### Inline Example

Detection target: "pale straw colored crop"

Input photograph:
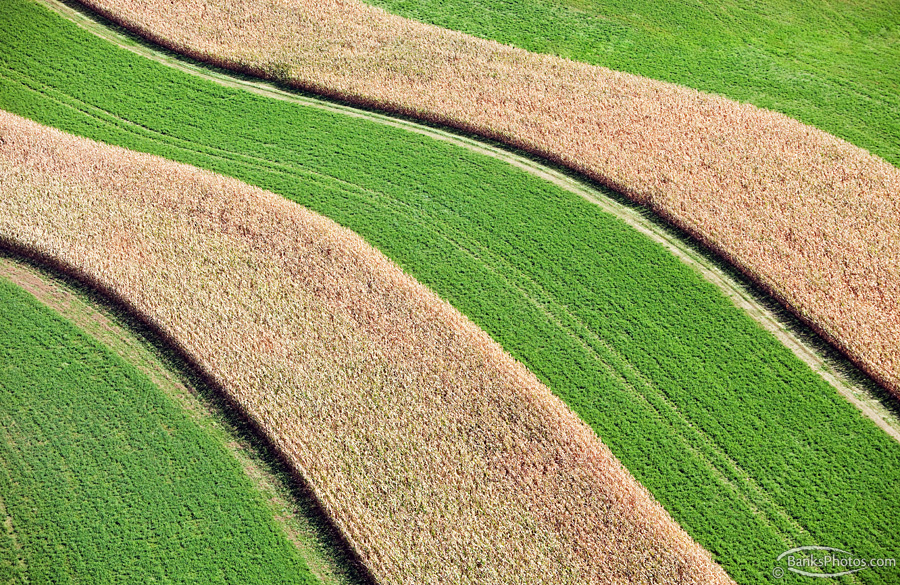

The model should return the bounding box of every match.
[73,0,900,396]
[0,111,735,584]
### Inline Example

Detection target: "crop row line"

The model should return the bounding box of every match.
[28,0,899,452]
[0,63,377,204]
[0,458,30,584]
[371,187,813,552]
[1,57,822,556]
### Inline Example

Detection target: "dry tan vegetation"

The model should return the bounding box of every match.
[0,111,735,584]
[72,0,900,396]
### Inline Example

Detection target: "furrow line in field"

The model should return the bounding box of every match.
[0,65,372,199]
[0,488,29,584]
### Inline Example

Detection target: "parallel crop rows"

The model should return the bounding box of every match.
[2,2,899,583]
[365,0,900,168]
[0,111,734,584]
[72,0,900,396]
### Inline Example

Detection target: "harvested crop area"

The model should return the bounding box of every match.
[0,110,735,584]
[72,0,900,396]
[0,275,319,584]
[3,4,900,582]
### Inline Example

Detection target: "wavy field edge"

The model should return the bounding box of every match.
[6,3,900,582]
[69,0,900,396]
[0,255,374,585]
[0,265,322,584]
[0,110,735,584]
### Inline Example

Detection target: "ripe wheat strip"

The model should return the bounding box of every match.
[0,111,735,584]
[71,0,900,396]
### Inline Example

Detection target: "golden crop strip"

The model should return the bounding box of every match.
[0,111,735,584]
[72,0,900,397]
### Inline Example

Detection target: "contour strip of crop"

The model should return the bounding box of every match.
[70,0,900,396]
[0,255,372,585]
[5,5,900,582]
[27,0,900,444]
[0,268,326,584]
[0,61,829,556]
[360,0,900,169]
[382,198,812,546]
[0,110,736,584]
[0,68,886,583]
[0,58,866,548]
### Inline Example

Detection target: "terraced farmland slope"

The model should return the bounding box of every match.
[365,0,900,168]
[69,0,900,395]
[0,111,736,584]
[2,3,900,582]
[0,274,321,584]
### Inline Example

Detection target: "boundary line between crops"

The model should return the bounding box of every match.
[370,191,811,545]
[31,0,900,444]
[0,254,374,585]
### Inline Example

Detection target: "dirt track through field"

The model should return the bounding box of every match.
[67,0,900,398]
[31,0,900,444]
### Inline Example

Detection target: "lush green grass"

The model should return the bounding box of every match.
[2,1,900,582]
[365,0,900,168]
[0,275,319,584]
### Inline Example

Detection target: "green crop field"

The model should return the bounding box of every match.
[0,275,320,584]
[1,1,899,582]
[365,0,900,168]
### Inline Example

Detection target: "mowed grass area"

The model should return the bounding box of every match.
[0,276,319,584]
[365,0,900,168]
[2,1,899,582]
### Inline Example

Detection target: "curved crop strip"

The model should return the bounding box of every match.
[0,272,319,584]
[363,0,900,169]
[0,111,735,584]
[4,4,900,582]
[71,0,900,396]
[28,0,900,443]
[0,255,374,585]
